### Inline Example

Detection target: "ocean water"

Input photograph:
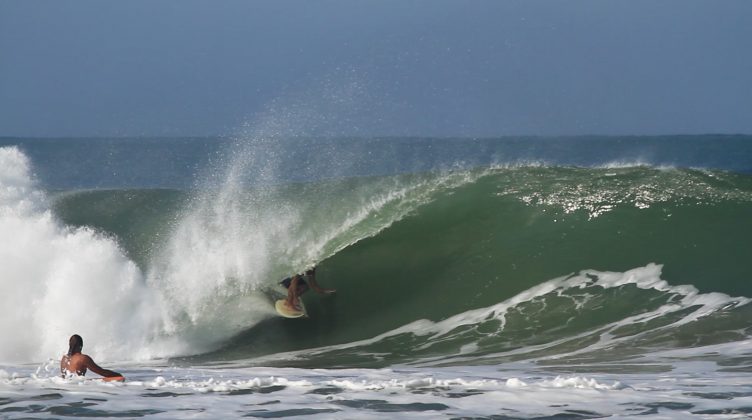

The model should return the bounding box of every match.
[1,135,752,418]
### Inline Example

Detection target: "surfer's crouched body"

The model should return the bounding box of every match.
[60,334,123,379]
[281,267,335,310]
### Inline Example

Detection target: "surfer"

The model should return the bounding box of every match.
[281,267,335,310]
[60,334,123,380]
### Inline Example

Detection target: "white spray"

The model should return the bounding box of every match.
[0,147,165,363]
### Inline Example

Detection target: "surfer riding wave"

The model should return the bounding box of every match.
[280,267,336,311]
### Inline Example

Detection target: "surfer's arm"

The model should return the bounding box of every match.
[308,276,336,294]
[83,355,122,378]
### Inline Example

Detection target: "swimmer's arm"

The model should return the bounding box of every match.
[83,355,122,378]
[59,356,67,377]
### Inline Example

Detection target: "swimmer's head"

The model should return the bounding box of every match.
[68,334,83,356]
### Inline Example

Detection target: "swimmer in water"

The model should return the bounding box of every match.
[60,334,123,380]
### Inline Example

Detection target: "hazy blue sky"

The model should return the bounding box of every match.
[1,1,751,137]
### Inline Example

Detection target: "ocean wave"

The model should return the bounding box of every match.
[242,264,750,368]
[3,145,752,367]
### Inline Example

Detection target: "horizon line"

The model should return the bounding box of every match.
[1,133,751,141]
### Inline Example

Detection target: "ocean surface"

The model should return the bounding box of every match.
[1,135,752,418]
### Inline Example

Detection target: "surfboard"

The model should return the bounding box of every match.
[275,299,307,318]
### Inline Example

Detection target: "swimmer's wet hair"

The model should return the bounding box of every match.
[68,334,83,356]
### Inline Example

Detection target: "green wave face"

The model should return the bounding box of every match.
[52,189,188,268]
[52,166,752,367]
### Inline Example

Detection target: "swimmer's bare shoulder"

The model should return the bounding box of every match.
[60,335,123,379]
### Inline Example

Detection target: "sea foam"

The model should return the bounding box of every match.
[0,147,170,362]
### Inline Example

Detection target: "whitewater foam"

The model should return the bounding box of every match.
[5,361,752,419]
[0,147,166,363]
